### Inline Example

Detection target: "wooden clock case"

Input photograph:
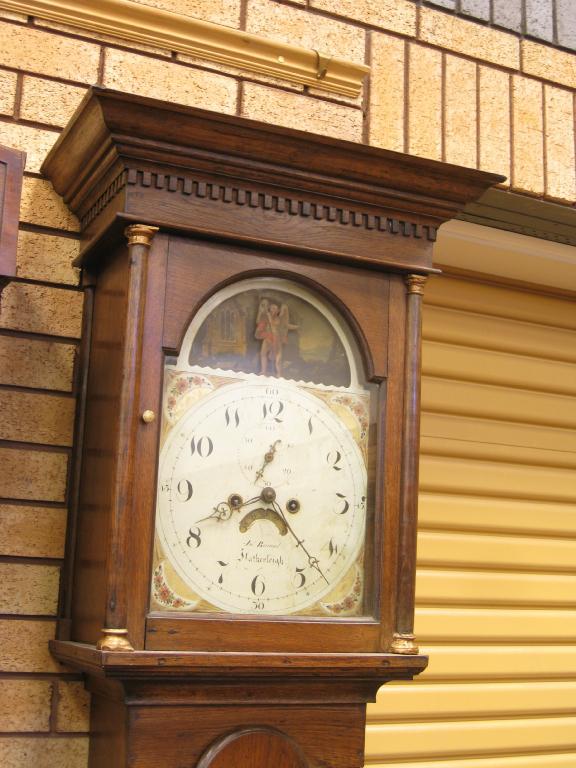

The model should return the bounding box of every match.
[42,89,503,768]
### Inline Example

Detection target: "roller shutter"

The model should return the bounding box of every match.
[366,274,576,767]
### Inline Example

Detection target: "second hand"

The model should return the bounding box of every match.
[254,440,281,482]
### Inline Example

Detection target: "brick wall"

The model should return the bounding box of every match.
[426,0,576,50]
[0,1,574,765]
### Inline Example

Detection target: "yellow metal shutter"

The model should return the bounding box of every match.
[366,274,576,767]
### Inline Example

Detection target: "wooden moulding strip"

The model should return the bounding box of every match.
[0,0,370,98]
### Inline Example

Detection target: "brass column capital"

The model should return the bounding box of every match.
[405,274,428,295]
[124,223,159,247]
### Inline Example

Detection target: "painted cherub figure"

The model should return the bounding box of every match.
[255,298,298,377]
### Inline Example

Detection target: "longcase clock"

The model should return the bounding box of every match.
[42,88,504,768]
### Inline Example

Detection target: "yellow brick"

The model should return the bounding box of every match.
[20,178,80,232]
[408,44,442,161]
[129,0,242,26]
[0,122,58,174]
[0,283,83,337]
[0,69,18,116]
[444,55,477,169]
[0,21,100,84]
[55,681,90,733]
[0,446,68,503]
[16,230,80,285]
[545,85,576,203]
[0,563,60,616]
[0,736,88,768]
[103,48,237,112]
[20,77,87,129]
[246,0,365,64]
[0,390,75,447]
[512,75,544,195]
[479,65,511,180]
[0,619,59,672]
[369,33,405,152]
[0,680,52,732]
[242,83,362,142]
[0,505,67,558]
[523,40,576,90]
[311,0,415,36]
[420,7,519,69]
[0,335,76,392]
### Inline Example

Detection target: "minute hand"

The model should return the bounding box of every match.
[271,499,329,585]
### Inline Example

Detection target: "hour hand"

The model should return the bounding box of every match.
[194,493,260,524]
[194,502,231,525]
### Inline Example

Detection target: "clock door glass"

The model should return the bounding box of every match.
[150,278,378,618]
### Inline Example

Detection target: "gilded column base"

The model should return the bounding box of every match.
[390,632,419,655]
[96,628,135,652]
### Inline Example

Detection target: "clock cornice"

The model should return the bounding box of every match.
[42,88,504,272]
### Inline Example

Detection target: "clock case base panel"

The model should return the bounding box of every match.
[52,641,427,768]
[41,89,504,768]
[90,691,365,768]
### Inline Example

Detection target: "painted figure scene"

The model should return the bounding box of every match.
[189,289,351,387]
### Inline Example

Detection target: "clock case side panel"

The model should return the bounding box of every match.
[134,235,401,654]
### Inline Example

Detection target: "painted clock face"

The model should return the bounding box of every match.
[156,380,367,615]
[150,278,375,618]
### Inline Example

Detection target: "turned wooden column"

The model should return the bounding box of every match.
[97,223,158,651]
[392,274,427,655]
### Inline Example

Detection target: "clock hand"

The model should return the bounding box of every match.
[271,498,329,585]
[193,502,231,525]
[193,493,261,525]
[254,440,281,482]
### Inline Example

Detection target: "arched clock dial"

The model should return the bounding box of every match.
[155,379,367,615]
